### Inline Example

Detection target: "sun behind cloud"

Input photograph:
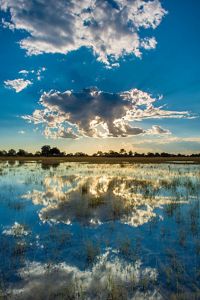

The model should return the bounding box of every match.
[23,87,190,139]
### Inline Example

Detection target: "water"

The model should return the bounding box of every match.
[0,161,200,299]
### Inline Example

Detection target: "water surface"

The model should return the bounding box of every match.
[0,161,200,299]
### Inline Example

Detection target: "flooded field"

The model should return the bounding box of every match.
[0,161,200,299]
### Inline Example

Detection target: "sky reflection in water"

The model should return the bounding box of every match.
[0,162,200,299]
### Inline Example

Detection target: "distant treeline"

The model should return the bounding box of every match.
[0,145,200,157]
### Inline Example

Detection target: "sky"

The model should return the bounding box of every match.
[0,0,200,154]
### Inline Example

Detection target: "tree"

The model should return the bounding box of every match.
[0,150,7,156]
[155,152,160,157]
[41,145,51,156]
[160,152,171,157]
[108,150,116,157]
[128,150,133,156]
[50,147,61,156]
[8,149,16,156]
[74,152,88,157]
[147,152,155,157]
[17,149,27,156]
[66,153,74,157]
[119,149,126,156]
[35,151,41,156]
[96,151,103,156]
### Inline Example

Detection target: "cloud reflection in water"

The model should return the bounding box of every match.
[22,163,191,226]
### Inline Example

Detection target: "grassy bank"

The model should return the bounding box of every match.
[0,156,200,164]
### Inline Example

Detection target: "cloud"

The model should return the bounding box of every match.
[36,67,46,81]
[147,125,171,135]
[4,78,32,92]
[140,37,157,50]
[18,70,30,76]
[18,130,26,134]
[4,67,46,93]
[118,135,200,154]
[19,67,46,80]
[23,87,190,139]
[133,136,200,146]
[0,0,167,64]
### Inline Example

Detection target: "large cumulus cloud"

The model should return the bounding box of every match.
[1,0,167,64]
[23,87,190,139]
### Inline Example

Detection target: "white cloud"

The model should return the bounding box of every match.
[36,67,46,81]
[19,70,29,76]
[132,136,200,146]
[4,67,46,93]
[19,67,46,80]
[147,125,171,135]
[18,130,26,134]
[0,0,167,64]
[141,37,157,50]
[23,87,190,139]
[4,78,32,93]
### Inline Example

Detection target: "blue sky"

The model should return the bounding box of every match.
[0,0,200,154]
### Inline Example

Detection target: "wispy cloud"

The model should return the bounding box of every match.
[145,136,200,145]
[1,0,167,65]
[36,67,46,81]
[147,125,171,135]
[23,87,191,139]
[4,78,32,93]
[18,130,26,134]
[19,67,46,80]
[18,70,30,76]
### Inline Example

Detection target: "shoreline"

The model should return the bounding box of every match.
[0,156,200,164]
